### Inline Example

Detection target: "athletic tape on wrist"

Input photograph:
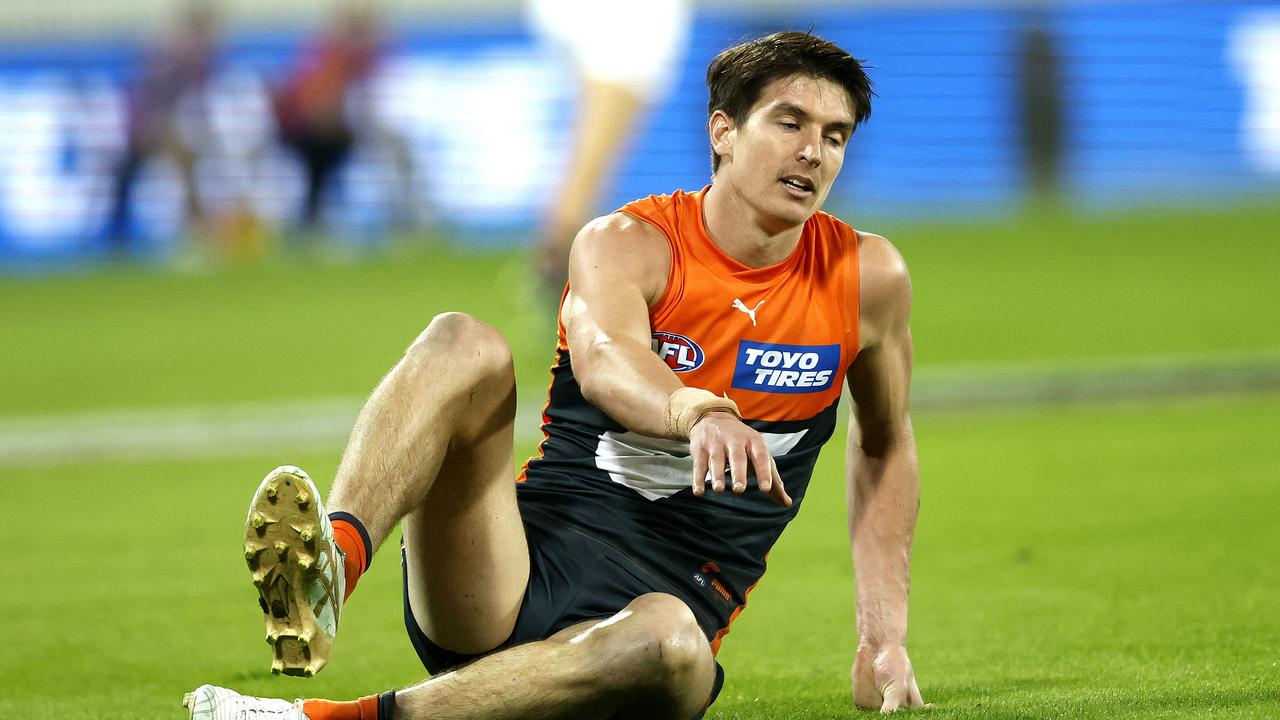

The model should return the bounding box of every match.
[664,387,741,441]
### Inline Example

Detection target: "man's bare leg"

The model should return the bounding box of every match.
[326,312,530,651]
[537,78,645,297]
[188,594,716,720]
[232,315,722,718]
[394,593,716,720]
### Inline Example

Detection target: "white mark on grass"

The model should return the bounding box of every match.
[0,350,1277,468]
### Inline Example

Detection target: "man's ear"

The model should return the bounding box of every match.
[709,110,735,167]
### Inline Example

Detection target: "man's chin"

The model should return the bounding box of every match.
[767,199,817,230]
[731,185,821,233]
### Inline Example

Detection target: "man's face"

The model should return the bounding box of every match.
[713,74,856,232]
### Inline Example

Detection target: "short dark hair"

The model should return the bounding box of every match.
[706,31,874,172]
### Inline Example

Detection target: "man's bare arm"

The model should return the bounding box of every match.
[846,232,927,712]
[563,214,790,505]
[562,213,678,435]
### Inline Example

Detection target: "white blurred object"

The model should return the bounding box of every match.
[1230,10,1280,173]
[527,0,691,103]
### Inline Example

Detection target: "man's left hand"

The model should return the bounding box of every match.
[852,645,929,713]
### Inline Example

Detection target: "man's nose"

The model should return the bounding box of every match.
[797,135,822,167]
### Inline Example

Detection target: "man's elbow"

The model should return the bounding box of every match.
[573,339,614,406]
[855,419,915,460]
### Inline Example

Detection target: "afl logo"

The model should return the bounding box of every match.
[651,331,704,373]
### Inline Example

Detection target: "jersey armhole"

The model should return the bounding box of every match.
[845,228,862,369]
[617,208,683,324]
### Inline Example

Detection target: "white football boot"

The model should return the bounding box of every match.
[182,685,308,720]
[244,465,345,677]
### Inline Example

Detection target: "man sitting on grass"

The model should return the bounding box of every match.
[185,30,928,719]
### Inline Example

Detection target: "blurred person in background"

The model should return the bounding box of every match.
[527,0,691,302]
[272,3,380,236]
[184,31,929,719]
[1016,8,1065,206]
[106,1,218,256]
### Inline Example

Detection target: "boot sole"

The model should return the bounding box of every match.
[243,466,334,677]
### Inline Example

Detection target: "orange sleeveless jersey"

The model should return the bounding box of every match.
[617,187,859,419]
[518,186,861,653]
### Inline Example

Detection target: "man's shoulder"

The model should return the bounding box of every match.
[807,210,866,254]
[807,208,901,274]
[575,187,701,259]
[804,214,909,330]
[570,212,673,306]
[855,231,907,279]
[618,185,707,224]
[575,210,670,249]
[855,230,911,342]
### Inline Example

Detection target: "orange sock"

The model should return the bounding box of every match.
[301,694,385,720]
[328,512,371,602]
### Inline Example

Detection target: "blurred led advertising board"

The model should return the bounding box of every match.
[0,1,1276,261]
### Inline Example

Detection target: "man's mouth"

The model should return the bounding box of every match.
[780,176,815,194]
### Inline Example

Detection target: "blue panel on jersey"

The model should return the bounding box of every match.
[732,341,841,394]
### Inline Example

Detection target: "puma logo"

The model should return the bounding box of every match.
[731,298,764,326]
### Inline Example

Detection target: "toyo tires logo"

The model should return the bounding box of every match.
[651,331,704,372]
[732,340,840,393]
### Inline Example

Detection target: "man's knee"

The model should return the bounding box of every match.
[407,312,514,385]
[597,594,716,704]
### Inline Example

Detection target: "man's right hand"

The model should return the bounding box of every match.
[688,412,792,507]
[852,645,929,713]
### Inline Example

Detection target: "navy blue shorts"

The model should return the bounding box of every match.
[401,496,725,717]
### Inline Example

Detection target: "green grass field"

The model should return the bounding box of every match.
[2,201,1278,718]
